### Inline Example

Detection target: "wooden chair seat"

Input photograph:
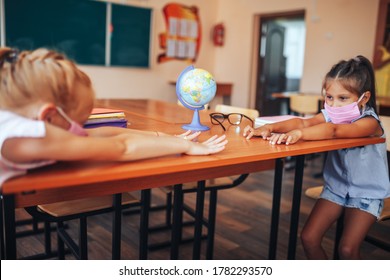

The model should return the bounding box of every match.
[38,192,138,217]
[305,186,390,221]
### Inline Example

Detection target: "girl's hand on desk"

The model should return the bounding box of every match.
[268,130,302,145]
[185,135,228,155]
[175,130,201,141]
[243,125,272,140]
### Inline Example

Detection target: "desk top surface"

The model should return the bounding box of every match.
[2,99,384,204]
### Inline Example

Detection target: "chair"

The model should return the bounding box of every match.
[215,104,259,119]
[289,94,322,117]
[304,115,390,257]
[23,193,140,259]
[148,104,272,259]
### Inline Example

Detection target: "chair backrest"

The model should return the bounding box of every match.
[381,197,390,221]
[380,115,390,152]
[214,104,259,120]
[289,94,321,116]
[177,100,209,110]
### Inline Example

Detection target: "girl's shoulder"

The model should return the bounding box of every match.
[360,107,379,120]
[0,110,46,141]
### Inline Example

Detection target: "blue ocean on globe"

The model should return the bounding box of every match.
[177,68,217,108]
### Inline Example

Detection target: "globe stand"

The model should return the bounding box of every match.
[182,108,209,131]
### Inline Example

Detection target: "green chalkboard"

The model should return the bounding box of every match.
[4,0,151,67]
[4,0,106,65]
[111,4,151,67]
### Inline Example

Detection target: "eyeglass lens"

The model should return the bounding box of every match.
[210,113,225,124]
[227,114,243,125]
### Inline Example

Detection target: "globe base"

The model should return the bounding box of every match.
[182,109,210,131]
[182,123,210,131]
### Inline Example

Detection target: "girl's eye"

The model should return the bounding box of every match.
[326,95,333,100]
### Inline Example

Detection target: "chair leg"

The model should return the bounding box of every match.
[165,192,172,227]
[43,221,52,257]
[170,184,184,260]
[206,189,218,260]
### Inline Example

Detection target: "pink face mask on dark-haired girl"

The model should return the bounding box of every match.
[324,94,365,124]
[56,107,88,136]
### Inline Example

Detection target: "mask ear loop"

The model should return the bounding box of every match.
[56,107,73,125]
[357,92,368,113]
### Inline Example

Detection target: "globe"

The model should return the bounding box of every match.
[176,65,217,131]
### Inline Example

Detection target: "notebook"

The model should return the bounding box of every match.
[255,115,299,128]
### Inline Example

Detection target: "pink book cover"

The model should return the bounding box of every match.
[90,108,124,115]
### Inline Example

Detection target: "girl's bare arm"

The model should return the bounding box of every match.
[2,123,227,163]
[270,116,382,145]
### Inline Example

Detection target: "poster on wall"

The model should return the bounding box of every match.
[157,3,201,63]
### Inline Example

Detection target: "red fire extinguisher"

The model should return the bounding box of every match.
[213,23,225,46]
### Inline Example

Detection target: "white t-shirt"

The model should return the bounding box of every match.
[0,110,55,188]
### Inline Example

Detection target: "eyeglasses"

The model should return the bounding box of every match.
[209,112,254,131]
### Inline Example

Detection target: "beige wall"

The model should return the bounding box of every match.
[83,0,380,109]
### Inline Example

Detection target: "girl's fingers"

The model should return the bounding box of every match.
[243,125,252,137]
[202,134,219,144]
[209,135,227,145]
[186,131,201,141]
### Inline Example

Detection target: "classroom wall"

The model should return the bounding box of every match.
[81,0,380,109]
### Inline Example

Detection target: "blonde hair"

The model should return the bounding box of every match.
[0,47,93,112]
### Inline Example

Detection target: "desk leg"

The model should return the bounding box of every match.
[287,155,305,260]
[268,158,284,260]
[193,180,206,260]
[0,197,4,259]
[2,194,16,259]
[112,193,122,260]
[170,184,183,260]
[139,189,150,260]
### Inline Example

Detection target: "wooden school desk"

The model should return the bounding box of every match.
[1,99,384,260]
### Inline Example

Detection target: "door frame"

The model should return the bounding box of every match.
[248,10,305,110]
[373,0,390,56]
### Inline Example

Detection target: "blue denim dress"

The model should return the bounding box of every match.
[321,107,390,200]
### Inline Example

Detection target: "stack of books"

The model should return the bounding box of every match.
[83,108,128,129]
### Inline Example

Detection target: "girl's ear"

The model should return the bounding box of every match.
[361,91,371,106]
[37,103,57,122]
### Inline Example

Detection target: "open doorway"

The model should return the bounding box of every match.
[254,11,306,116]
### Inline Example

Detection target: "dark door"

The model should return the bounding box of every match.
[256,21,287,116]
